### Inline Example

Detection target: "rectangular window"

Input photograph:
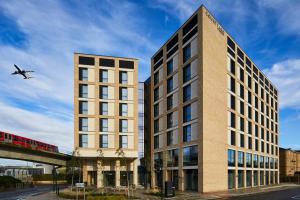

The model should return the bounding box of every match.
[248,91,252,104]
[183,43,191,63]
[254,171,258,186]
[154,88,159,102]
[246,171,252,187]
[99,58,115,67]
[238,170,244,188]
[240,118,244,132]
[248,76,252,88]
[79,84,88,98]
[154,135,159,149]
[183,145,198,166]
[167,113,173,128]
[119,135,128,148]
[79,118,88,131]
[120,87,128,100]
[253,154,258,168]
[238,151,244,167]
[255,139,259,151]
[183,84,191,102]
[100,135,108,148]
[240,134,244,147]
[183,125,192,142]
[154,72,159,85]
[240,101,244,115]
[183,64,191,83]
[167,95,173,110]
[100,102,108,115]
[240,68,244,82]
[167,149,179,167]
[246,153,252,167]
[79,101,88,114]
[183,104,191,123]
[119,71,128,84]
[260,156,264,168]
[120,119,128,132]
[100,86,108,99]
[167,78,173,93]
[100,69,108,82]
[79,56,94,65]
[248,136,252,150]
[167,131,173,146]
[100,119,108,132]
[230,131,235,145]
[167,59,173,75]
[119,60,134,69]
[228,149,235,167]
[79,68,88,81]
[79,134,88,147]
[240,85,244,99]
[231,112,235,128]
[120,103,128,116]
[230,95,235,110]
[154,119,159,133]
[230,59,235,74]
[228,170,235,189]
[230,77,235,93]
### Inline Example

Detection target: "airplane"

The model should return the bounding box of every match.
[11,64,34,79]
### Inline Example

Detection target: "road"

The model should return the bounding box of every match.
[0,185,60,200]
[228,187,300,200]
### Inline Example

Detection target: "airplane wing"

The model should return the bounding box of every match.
[21,73,28,79]
[14,64,22,72]
[25,71,35,73]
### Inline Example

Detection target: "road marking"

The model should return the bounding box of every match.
[291,195,300,199]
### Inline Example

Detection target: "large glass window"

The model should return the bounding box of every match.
[230,77,235,93]
[100,102,108,115]
[154,135,159,149]
[183,104,191,123]
[230,131,235,145]
[253,171,258,186]
[238,170,244,188]
[183,84,191,102]
[231,112,235,128]
[260,171,264,185]
[154,88,159,102]
[120,103,128,116]
[119,135,128,148]
[79,84,88,98]
[228,170,235,189]
[79,117,88,131]
[183,64,191,83]
[120,119,128,132]
[167,59,173,75]
[246,153,252,167]
[79,134,88,147]
[238,151,244,167]
[79,101,88,114]
[120,87,128,100]
[183,145,198,166]
[119,71,128,84]
[154,119,159,133]
[167,131,173,146]
[100,69,108,82]
[100,135,108,148]
[253,154,258,168]
[183,43,191,63]
[230,95,235,110]
[100,118,108,132]
[167,113,173,128]
[246,170,252,187]
[167,78,173,93]
[79,68,88,81]
[167,149,178,167]
[100,86,108,99]
[167,95,173,110]
[228,149,235,167]
[183,125,192,142]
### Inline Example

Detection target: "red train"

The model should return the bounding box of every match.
[0,131,58,153]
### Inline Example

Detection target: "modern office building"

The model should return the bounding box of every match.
[279,148,300,180]
[150,5,279,192]
[74,53,139,187]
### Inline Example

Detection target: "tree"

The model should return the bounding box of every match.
[115,148,130,197]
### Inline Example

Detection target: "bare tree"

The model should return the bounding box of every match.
[115,148,130,197]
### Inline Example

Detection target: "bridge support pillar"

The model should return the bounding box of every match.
[97,159,103,188]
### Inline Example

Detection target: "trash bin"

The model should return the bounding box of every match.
[164,181,175,197]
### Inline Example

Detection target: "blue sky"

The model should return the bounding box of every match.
[0,0,300,165]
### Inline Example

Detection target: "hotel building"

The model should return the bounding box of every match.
[150,5,279,192]
[74,53,139,187]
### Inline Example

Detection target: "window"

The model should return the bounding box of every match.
[79,84,88,98]
[167,149,179,167]
[231,112,235,128]
[248,91,252,104]
[230,59,235,74]
[183,145,198,166]
[240,118,244,132]
[265,157,269,168]
[246,153,252,167]
[100,102,108,115]
[119,135,128,148]
[255,139,259,151]
[248,136,252,149]
[183,84,191,102]
[79,68,88,81]
[79,134,88,147]
[167,78,173,93]
[79,118,88,131]
[167,95,173,110]
[240,85,244,99]
[167,131,173,146]
[154,72,159,85]
[120,103,128,116]
[154,119,159,133]
[240,101,244,115]
[253,154,258,168]
[120,87,128,100]
[167,113,173,128]
[230,95,235,110]
[240,68,244,82]
[230,131,235,145]
[100,135,108,148]
[238,170,244,188]
[228,170,235,189]
[100,86,108,99]
[120,71,128,84]
[154,88,159,101]
[119,60,134,69]
[183,64,191,83]
[230,77,235,93]
[238,151,244,167]
[154,135,159,149]
[260,156,264,168]
[154,104,159,117]
[183,43,191,63]
[248,76,252,88]
[240,134,244,147]
[248,121,252,135]
[79,101,88,114]
[100,119,108,132]
[248,106,252,119]
[167,59,173,75]
[183,125,192,142]
[79,56,95,65]
[100,69,108,82]
[246,170,252,187]
[120,119,128,132]
[100,58,114,67]
[183,104,191,122]
[228,149,235,167]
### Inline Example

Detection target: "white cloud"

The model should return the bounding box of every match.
[264,59,300,108]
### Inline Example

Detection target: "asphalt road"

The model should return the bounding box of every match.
[0,185,59,200]
[228,187,300,200]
